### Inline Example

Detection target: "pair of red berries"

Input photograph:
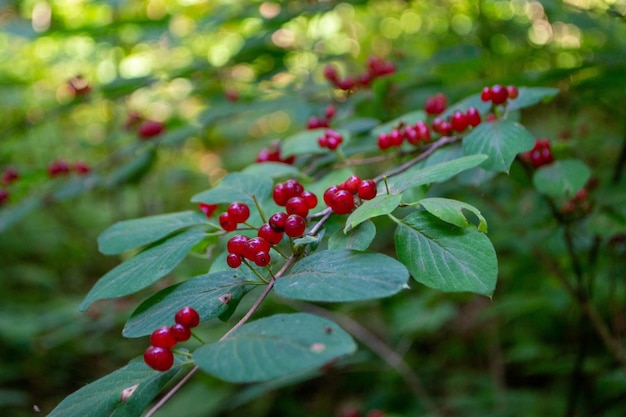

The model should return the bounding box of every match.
[317,129,344,150]
[481,84,519,105]
[219,202,251,232]
[377,121,431,151]
[48,160,91,177]
[307,104,337,130]
[324,175,377,215]
[143,307,200,371]
[323,56,395,92]
[432,107,481,136]
[521,139,554,168]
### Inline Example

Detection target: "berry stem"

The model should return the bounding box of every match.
[190,331,206,345]
[242,259,270,283]
[251,194,267,224]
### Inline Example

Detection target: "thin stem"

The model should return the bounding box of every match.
[251,194,267,224]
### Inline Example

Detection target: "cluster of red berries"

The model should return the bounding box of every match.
[521,139,554,168]
[143,306,200,371]
[48,159,91,177]
[218,201,251,232]
[377,121,431,150]
[481,84,519,105]
[323,175,377,215]
[432,107,482,136]
[125,112,166,140]
[255,143,295,164]
[317,129,344,150]
[271,179,317,233]
[323,56,395,92]
[226,235,272,268]
[425,93,447,116]
[307,104,337,130]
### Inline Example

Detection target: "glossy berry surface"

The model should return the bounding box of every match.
[424,93,447,115]
[227,234,249,256]
[489,84,508,105]
[465,107,481,127]
[150,326,177,349]
[269,211,288,232]
[358,179,377,200]
[227,202,250,223]
[506,85,519,99]
[342,175,362,194]
[450,111,468,132]
[138,120,164,139]
[284,214,306,237]
[144,346,174,372]
[169,323,191,342]
[330,190,355,215]
[198,202,218,217]
[175,307,200,328]
[219,212,237,232]
[323,185,342,206]
[243,237,271,261]
[480,86,492,101]
[286,196,309,218]
[254,251,270,267]
[226,253,242,268]
[258,223,284,244]
[300,191,318,209]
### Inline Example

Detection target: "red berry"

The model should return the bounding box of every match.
[258,223,284,244]
[490,84,509,105]
[424,93,447,115]
[227,234,249,256]
[342,175,362,194]
[198,202,218,217]
[150,326,177,349]
[219,212,237,232]
[169,323,191,342]
[404,125,420,145]
[227,202,250,224]
[0,189,9,205]
[480,87,492,102]
[377,132,392,150]
[175,307,200,328]
[284,214,306,237]
[243,237,271,261]
[256,148,280,162]
[226,253,242,268]
[317,134,329,148]
[269,211,288,232]
[414,121,431,142]
[48,159,70,177]
[432,118,452,136]
[2,167,20,185]
[324,130,343,150]
[74,161,91,175]
[389,129,403,147]
[506,85,519,99]
[286,196,310,218]
[307,116,328,130]
[300,191,318,209]
[358,72,372,87]
[358,179,377,200]
[144,346,174,371]
[465,107,481,127]
[323,64,339,82]
[254,251,271,267]
[284,180,304,198]
[138,120,164,139]
[324,185,342,206]
[330,190,355,215]
[450,111,468,132]
[325,104,336,120]
[336,76,356,91]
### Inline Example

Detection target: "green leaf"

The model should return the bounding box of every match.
[193,313,356,383]
[191,172,273,206]
[106,148,156,187]
[372,110,426,136]
[506,87,559,111]
[98,211,209,255]
[79,230,206,312]
[462,120,534,173]
[242,162,302,179]
[394,211,497,296]
[275,249,409,302]
[329,221,376,251]
[385,154,488,194]
[123,270,253,337]
[344,194,402,232]
[47,356,182,417]
[0,196,42,233]
[418,198,488,232]
[532,159,591,198]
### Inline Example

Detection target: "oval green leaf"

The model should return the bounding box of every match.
[79,230,206,312]
[193,313,356,383]
[384,154,488,195]
[418,197,488,233]
[532,159,591,198]
[98,211,209,255]
[394,211,497,296]
[344,194,401,232]
[462,119,534,173]
[275,249,409,302]
[329,220,376,251]
[123,270,254,337]
[191,172,273,205]
[47,356,183,417]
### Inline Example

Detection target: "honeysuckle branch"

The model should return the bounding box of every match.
[145,254,299,417]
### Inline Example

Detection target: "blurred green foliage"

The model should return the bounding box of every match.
[1,0,625,416]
